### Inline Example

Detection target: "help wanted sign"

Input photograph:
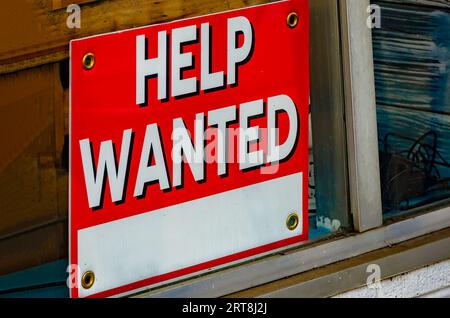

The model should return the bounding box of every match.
[69,0,309,298]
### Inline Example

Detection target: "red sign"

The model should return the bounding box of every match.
[70,0,309,298]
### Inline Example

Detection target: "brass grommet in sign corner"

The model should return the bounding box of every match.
[287,12,299,29]
[82,52,95,70]
[81,270,95,289]
[286,212,299,231]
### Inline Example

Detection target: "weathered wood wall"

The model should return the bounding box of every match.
[0,0,269,275]
[0,0,268,75]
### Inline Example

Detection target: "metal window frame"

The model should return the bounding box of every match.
[310,0,382,233]
[339,0,383,232]
[133,0,450,298]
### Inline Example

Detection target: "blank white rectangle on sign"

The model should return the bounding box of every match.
[77,172,303,297]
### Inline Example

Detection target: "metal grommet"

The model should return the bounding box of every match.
[287,12,299,29]
[81,270,95,289]
[82,52,95,70]
[286,212,299,231]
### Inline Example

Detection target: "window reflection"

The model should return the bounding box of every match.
[372,1,450,215]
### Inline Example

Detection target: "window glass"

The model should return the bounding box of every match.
[309,0,352,236]
[372,0,450,217]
